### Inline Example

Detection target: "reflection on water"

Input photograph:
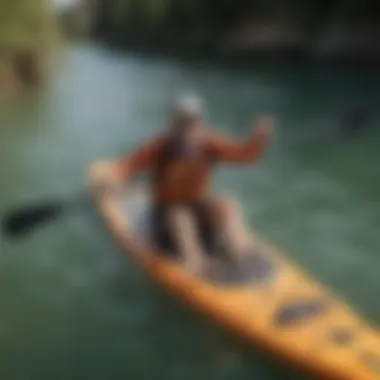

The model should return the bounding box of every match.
[1,42,380,380]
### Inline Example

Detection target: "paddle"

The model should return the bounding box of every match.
[1,193,91,238]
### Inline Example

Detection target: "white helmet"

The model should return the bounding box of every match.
[174,92,203,118]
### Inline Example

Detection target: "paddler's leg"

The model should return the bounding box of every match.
[151,203,176,256]
[205,196,251,262]
[166,206,206,275]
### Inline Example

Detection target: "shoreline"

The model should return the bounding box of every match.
[95,38,380,69]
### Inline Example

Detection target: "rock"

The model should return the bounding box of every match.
[338,106,376,135]
[13,50,50,87]
[312,23,380,61]
[222,20,307,55]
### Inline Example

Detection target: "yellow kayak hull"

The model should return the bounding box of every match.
[89,161,380,380]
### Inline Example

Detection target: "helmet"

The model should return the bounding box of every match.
[174,92,203,119]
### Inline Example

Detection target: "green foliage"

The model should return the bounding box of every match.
[94,0,379,49]
[0,0,58,53]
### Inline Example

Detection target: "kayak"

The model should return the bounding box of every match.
[90,161,380,380]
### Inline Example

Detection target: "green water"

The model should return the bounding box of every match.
[1,43,380,380]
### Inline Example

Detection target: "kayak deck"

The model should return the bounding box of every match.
[91,162,380,380]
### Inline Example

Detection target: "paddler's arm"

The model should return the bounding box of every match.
[113,136,163,182]
[210,117,275,164]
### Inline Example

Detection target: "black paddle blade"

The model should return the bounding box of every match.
[1,201,65,237]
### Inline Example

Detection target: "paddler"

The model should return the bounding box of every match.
[99,93,275,275]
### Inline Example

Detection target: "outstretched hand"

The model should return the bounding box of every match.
[251,116,276,142]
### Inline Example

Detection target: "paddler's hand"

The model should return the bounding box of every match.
[251,116,276,143]
[92,164,124,197]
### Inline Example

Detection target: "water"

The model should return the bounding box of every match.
[1,42,380,380]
